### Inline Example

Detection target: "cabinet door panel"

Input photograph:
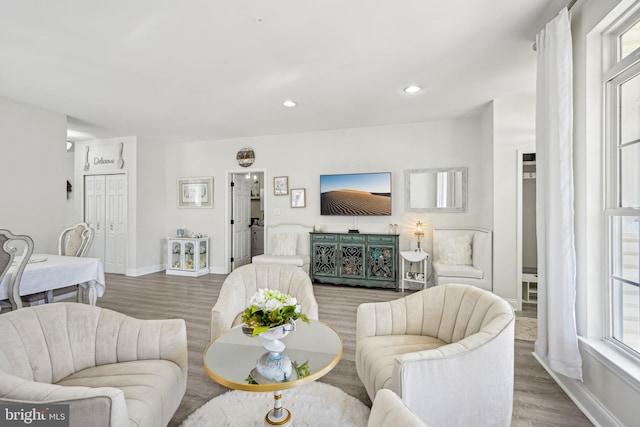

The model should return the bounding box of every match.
[339,244,365,278]
[367,245,396,281]
[312,242,338,276]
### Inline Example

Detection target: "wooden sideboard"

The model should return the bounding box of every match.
[309,232,398,289]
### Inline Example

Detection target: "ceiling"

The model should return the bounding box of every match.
[0,0,568,143]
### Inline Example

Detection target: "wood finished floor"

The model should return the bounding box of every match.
[95,272,592,427]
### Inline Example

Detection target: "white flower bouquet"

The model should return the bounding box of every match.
[242,288,309,336]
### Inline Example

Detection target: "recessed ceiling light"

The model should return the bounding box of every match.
[282,100,297,107]
[404,85,422,94]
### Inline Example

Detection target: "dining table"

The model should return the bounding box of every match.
[0,253,106,308]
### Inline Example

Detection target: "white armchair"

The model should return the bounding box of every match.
[251,223,313,273]
[0,302,188,427]
[432,227,492,291]
[356,284,514,427]
[210,263,319,340]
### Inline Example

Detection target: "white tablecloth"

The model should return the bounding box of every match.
[0,254,106,300]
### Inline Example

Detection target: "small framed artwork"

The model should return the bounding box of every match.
[291,188,306,208]
[274,176,289,196]
[178,177,213,208]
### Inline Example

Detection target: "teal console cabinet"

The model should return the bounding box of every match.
[310,232,398,289]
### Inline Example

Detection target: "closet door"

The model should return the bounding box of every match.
[84,174,127,274]
[105,174,126,274]
[84,175,106,262]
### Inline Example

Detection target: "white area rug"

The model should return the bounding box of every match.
[179,381,370,427]
[515,317,537,341]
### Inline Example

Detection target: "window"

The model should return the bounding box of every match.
[605,13,640,356]
[620,18,640,58]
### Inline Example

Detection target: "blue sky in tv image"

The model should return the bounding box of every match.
[319,172,391,195]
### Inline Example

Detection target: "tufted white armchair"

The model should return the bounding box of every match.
[251,223,313,273]
[0,302,188,427]
[356,284,514,427]
[210,263,319,340]
[432,227,492,291]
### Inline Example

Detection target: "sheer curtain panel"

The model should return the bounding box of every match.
[534,7,582,381]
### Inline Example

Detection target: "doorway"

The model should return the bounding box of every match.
[226,170,265,272]
[516,150,537,316]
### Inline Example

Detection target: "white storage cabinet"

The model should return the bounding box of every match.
[167,237,209,277]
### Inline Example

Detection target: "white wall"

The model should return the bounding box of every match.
[492,95,537,305]
[134,137,166,274]
[0,96,68,252]
[164,117,494,276]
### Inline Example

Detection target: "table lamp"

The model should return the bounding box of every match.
[414,221,424,251]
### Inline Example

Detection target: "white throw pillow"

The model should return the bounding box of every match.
[272,233,298,256]
[437,234,472,265]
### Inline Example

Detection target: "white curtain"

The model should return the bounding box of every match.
[534,7,582,381]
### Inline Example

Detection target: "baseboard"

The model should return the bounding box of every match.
[532,352,623,427]
[125,264,164,277]
[123,265,226,276]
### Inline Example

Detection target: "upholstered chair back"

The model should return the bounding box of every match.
[211,263,319,340]
[59,223,94,257]
[357,283,511,345]
[0,303,188,385]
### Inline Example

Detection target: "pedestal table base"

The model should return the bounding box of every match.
[265,390,292,427]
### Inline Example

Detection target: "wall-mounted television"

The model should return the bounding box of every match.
[320,172,391,216]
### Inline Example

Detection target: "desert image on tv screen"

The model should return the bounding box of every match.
[320,173,391,215]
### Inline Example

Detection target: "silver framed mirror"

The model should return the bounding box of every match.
[404,167,467,212]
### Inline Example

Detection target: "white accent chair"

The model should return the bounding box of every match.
[0,302,188,427]
[0,229,34,312]
[210,263,319,340]
[251,223,313,273]
[368,389,429,427]
[356,284,514,427]
[431,227,492,291]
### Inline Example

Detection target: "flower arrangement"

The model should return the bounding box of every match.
[242,288,309,336]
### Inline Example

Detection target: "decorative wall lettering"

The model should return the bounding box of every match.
[94,157,116,165]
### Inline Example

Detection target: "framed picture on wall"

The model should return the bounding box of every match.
[274,176,289,196]
[291,188,306,208]
[178,177,213,208]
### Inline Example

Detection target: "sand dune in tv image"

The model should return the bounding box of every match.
[321,190,391,215]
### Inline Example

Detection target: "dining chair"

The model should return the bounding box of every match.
[46,222,95,303]
[0,229,34,312]
[59,222,94,257]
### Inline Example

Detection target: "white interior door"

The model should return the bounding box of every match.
[84,174,127,274]
[105,174,126,274]
[84,175,105,262]
[232,173,252,269]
